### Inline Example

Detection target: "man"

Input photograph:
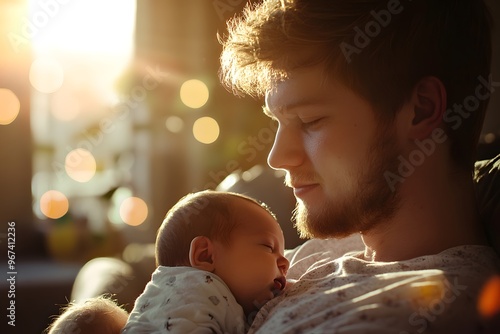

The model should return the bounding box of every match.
[220,0,500,332]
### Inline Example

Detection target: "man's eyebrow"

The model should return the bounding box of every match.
[262,97,329,118]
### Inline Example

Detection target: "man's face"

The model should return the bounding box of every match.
[264,64,401,239]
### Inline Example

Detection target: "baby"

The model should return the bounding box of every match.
[46,295,128,334]
[122,190,289,333]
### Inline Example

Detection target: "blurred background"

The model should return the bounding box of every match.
[0,0,499,332]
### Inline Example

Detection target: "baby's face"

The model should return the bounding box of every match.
[212,198,289,317]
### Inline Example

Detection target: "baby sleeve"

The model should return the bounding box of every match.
[123,267,247,334]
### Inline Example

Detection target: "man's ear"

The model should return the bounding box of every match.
[409,76,447,139]
[189,236,215,272]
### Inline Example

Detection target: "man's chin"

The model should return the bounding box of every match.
[294,202,363,239]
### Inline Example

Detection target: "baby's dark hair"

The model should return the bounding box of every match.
[155,190,276,267]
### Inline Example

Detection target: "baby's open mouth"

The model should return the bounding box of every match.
[272,277,286,296]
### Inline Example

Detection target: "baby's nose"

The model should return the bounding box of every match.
[277,255,289,277]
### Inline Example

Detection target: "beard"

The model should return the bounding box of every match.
[292,124,402,239]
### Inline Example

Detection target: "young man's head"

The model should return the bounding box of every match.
[46,296,128,334]
[220,0,493,171]
[155,190,289,315]
[219,0,493,239]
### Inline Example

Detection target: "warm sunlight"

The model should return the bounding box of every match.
[30,0,136,55]
[29,0,136,98]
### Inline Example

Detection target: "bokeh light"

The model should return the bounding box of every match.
[0,89,20,125]
[51,92,81,121]
[180,79,209,109]
[165,115,184,133]
[478,275,500,318]
[40,190,69,219]
[65,148,97,182]
[193,116,220,144]
[120,197,148,226]
[29,57,65,94]
[122,243,155,264]
[484,133,496,144]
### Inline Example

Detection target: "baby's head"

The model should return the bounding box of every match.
[156,190,289,316]
[46,296,128,334]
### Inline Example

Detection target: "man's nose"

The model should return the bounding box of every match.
[267,124,303,171]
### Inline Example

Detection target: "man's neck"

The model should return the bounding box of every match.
[361,166,488,262]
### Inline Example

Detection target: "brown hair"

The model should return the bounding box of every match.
[220,0,493,170]
[155,190,276,267]
[46,296,128,334]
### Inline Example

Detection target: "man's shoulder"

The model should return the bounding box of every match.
[428,245,500,289]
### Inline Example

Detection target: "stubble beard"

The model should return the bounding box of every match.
[293,124,402,239]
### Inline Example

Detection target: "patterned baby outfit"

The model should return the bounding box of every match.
[249,236,500,334]
[122,266,246,334]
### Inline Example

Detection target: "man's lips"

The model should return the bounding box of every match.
[291,183,319,197]
[285,173,320,198]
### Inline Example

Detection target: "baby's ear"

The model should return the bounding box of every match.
[189,236,216,272]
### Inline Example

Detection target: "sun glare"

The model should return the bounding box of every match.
[29,0,136,98]
[31,0,136,55]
